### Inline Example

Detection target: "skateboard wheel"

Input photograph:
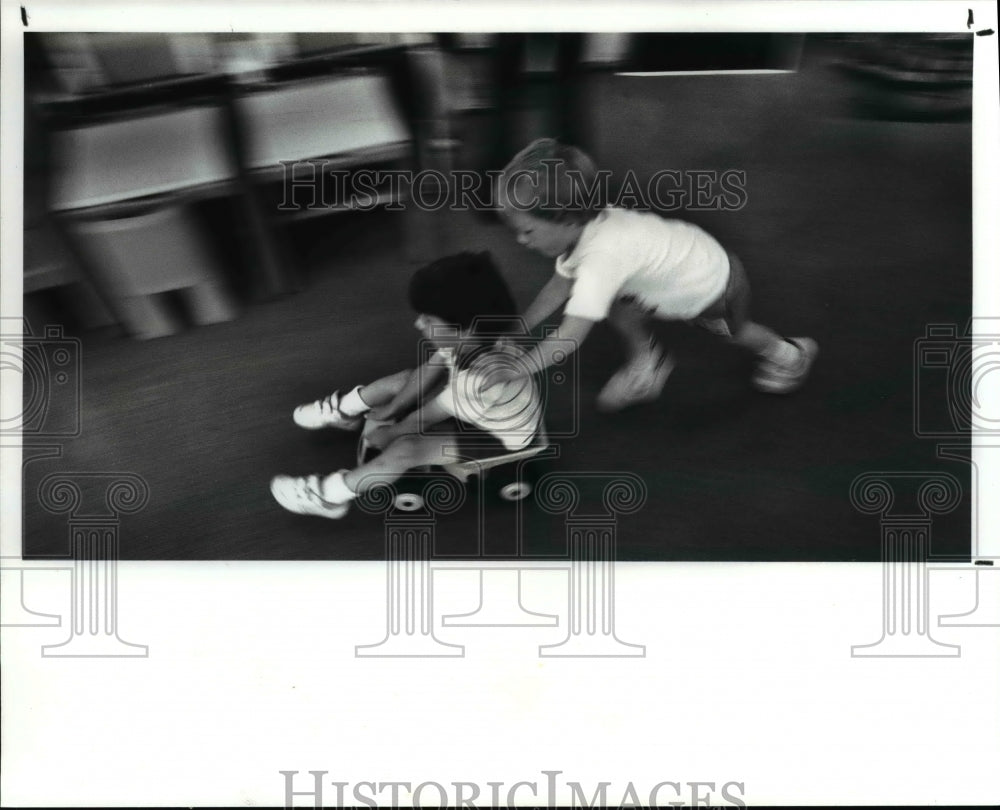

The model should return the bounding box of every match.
[394,493,424,511]
[498,481,533,502]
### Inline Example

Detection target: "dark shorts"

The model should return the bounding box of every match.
[688,251,752,338]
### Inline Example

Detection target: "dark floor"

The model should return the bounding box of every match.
[21,40,974,560]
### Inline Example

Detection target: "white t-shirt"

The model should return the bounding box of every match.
[431,344,542,451]
[556,207,731,321]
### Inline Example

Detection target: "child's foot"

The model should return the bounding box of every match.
[753,338,818,394]
[293,388,364,430]
[596,344,676,413]
[270,473,351,519]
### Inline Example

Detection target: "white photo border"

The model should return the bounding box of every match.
[2,2,998,807]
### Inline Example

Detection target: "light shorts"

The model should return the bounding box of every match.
[612,251,752,339]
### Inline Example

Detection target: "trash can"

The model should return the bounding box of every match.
[24,218,116,330]
[73,203,237,339]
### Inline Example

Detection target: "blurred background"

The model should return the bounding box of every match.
[18,32,974,560]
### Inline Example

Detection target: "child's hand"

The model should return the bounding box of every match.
[484,367,522,387]
[479,368,528,405]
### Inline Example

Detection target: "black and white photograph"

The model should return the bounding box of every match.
[2,1,999,807]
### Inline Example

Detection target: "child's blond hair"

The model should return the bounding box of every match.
[498,138,604,225]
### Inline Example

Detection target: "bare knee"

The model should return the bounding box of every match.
[382,433,441,470]
[384,369,417,395]
[730,321,755,344]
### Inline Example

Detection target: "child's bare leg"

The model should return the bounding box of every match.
[606,297,655,356]
[710,253,818,393]
[340,434,455,493]
[731,321,794,359]
[354,369,414,409]
[598,298,675,412]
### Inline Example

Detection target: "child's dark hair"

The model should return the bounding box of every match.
[408,251,521,367]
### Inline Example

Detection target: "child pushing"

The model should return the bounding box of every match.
[271,252,542,519]
[495,139,818,411]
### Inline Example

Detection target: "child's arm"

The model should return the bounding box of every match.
[522,272,573,331]
[489,315,595,387]
[365,397,451,450]
[369,360,448,421]
[529,315,594,371]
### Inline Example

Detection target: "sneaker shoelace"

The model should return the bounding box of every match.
[296,475,332,506]
[326,395,340,416]
[761,344,804,377]
[317,393,351,420]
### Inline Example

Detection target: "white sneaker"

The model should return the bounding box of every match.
[270,473,351,519]
[293,388,364,430]
[596,344,676,413]
[753,338,818,394]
